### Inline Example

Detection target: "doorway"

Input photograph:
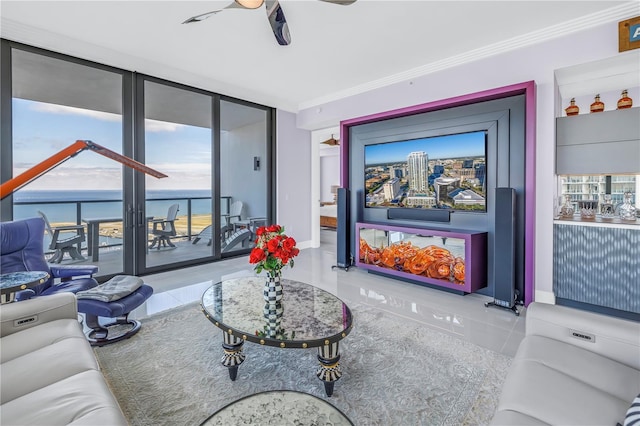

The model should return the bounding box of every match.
[311,127,340,248]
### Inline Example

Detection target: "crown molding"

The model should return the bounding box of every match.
[298,2,640,111]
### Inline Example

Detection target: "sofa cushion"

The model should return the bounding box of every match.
[495,335,639,425]
[1,332,99,404]
[525,302,640,370]
[0,318,85,363]
[0,370,127,425]
[1,293,77,339]
[516,335,640,402]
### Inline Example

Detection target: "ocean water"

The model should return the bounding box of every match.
[14,189,214,223]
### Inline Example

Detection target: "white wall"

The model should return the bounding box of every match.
[276,110,312,247]
[220,121,268,219]
[287,18,633,301]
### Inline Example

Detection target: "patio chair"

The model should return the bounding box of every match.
[221,201,244,239]
[233,216,267,240]
[37,210,85,263]
[192,225,212,246]
[149,203,179,249]
[193,201,244,246]
[221,228,252,252]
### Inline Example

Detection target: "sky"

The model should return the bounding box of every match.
[364,131,486,165]
[12,98,212,191]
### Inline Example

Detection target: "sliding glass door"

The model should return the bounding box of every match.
[138,78,215,273]
[219,99,270,255]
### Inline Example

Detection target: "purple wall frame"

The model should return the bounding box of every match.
[339,81,536,306]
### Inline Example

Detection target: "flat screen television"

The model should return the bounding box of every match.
[364,130,487,212]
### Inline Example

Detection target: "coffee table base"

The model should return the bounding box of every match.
[221,333,245,381]
[317,342,342,397]
[219,335,343,397]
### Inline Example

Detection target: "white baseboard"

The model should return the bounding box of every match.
[534,290,556,305]
[297,240,313,250]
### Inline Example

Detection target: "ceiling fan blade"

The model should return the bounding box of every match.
[265,0,291,46]
[318,0,357,5]
[182,2,244,24]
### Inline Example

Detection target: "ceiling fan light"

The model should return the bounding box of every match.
[235,0,264,9]
[321,135,340,146]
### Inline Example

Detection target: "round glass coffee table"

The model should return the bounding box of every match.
[200,390,353,425]
[201,276,353,397]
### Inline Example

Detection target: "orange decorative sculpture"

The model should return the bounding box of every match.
[1,140,167,200]
[359,238,466,285]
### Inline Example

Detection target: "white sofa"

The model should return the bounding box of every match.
[492,302,640,425]
[1,292,127,425]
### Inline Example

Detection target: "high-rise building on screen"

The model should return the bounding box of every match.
[407,151,429,193]
[383,178,400,201]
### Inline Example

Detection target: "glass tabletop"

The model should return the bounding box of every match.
[0,271,49,292]
[200,390,353,425]
[201,276,353,348]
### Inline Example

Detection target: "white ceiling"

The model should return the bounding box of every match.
[0,1,636,113]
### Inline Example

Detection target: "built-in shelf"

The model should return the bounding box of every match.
[355,222,487,294]
[556,51,640,102]
[556,107,640,175]
[553,53,640,318]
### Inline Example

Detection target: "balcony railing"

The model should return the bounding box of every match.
[13,196,224,252]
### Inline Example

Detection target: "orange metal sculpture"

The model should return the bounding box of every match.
[0,140,167,200]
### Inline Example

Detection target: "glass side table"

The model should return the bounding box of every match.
[0,271,49,304]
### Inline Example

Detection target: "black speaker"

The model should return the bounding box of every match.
[387,208,450,222]
[485,187,519,315]
[334,187,351,270]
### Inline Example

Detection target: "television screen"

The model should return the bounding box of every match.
[364,130,487,212]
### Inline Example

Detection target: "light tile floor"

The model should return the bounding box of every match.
[130,230,526,357]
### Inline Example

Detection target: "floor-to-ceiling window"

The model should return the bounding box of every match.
[6,46,129,278]
[1,40,274,279]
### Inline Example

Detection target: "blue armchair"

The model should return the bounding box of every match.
[1,217,98,299]
[1,217,153,346]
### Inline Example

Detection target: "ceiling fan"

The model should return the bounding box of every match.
[182,0,357,46]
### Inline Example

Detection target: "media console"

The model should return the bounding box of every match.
[355,222,487,294]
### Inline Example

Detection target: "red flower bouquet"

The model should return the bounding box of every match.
[249,224,300,276]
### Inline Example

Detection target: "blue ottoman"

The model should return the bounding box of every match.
[76,275,154,346]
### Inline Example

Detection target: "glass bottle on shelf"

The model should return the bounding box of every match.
[600,194,615,220]
[590,94,605,113]
[617,89,633,109]
[618,192,637,222]
[559,194,574,218]
[565,98,579,116]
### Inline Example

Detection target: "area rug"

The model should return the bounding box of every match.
[94,302,511,425]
